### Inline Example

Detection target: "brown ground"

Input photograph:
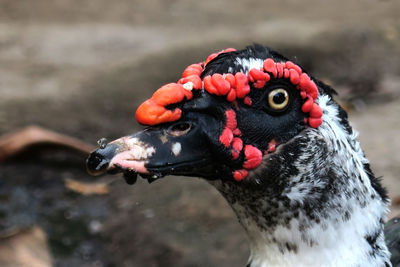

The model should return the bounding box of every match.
[0,0,400,266]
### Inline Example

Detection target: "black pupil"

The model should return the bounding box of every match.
[273,92,286,104]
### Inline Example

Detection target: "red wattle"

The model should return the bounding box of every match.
[233,128,241,136]
[244,97,252,106]
[285,61,302,74]
[299,73,311,89]
[253,80,266,89]
[284,68,290,79]
[263,58,277,78]
[205,53,218,65]
[243,145,263,169]
[276,62,284,78]
[268,139,277,152]
[308,117,323,128]
[233,169,248,181]
[226,89,236,102]
[219,127,234,147]
[203,76,218,95]
[182,63,203,78]
[231,137,243,160]
[289,69,300,85]
[212,74,231,95]
[225,73,236,88]
[225,109,237,130]
[310,103,323,118]
[178,75,202,90]
[302,97,314,113]
[235,72,250,98]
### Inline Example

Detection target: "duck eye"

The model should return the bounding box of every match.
[268,88,289,110]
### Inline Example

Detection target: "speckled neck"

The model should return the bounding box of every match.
[210,95,391,267]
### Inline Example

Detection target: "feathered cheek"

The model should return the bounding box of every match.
[217,109,267,182]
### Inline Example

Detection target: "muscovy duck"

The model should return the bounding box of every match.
[86,45,395,266]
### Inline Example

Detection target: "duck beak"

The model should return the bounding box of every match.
[86,121,216,184]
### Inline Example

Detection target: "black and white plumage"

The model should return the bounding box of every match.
[87,45,395,266]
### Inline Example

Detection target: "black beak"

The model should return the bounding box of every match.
[86,117,221,184]
[86,143,119,176]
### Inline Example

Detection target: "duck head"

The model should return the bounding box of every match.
[86,45,325,184]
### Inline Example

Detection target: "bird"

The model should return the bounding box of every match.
[86,44,398,267]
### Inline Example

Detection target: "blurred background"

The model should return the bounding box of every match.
[0,0,400,266]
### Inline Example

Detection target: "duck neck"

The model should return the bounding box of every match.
[213,160,390,267]
[234,185,389,267]
[211,96,391,266]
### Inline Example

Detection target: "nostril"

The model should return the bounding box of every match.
[168,122,192,136]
